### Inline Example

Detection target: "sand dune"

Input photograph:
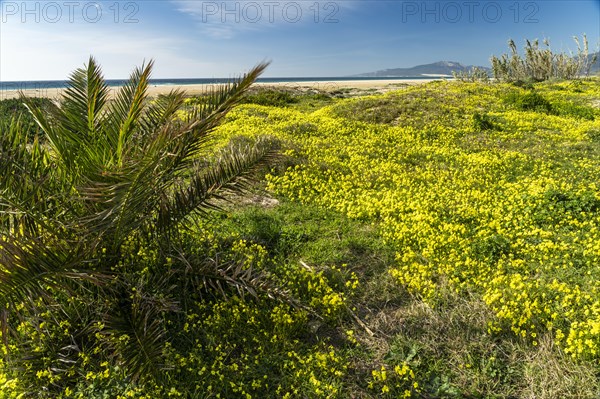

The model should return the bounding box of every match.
[1,79,437,100]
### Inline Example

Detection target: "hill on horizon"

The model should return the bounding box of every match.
[586,52,600,74]
[356,53,599,78]
[354,61,490,78]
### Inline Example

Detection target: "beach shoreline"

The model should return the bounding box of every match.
[0,79,439,100]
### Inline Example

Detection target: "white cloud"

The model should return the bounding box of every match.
[0,17,224,80]
[170,0,362,38]
[0,0,370,80]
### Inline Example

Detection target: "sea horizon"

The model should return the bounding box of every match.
[0,76,448,91]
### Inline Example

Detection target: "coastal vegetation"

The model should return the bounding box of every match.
[1,46,600,397]
[0,97,53,141]
[452,35,598,84]
[491,34,597,83]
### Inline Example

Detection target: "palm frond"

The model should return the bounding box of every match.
[98,274,178,382]
[60,56,109,139]
[78,63,270,246]
[104,61,153,167]
[165,62,270,170]
[170,243,298,311]
[76,138,181,248]
[23,96,71,167]
[0,236,103,312]
[137,90,187,137]
[24,57,110,178]
[0,117,57,237]
[159,136,280,231]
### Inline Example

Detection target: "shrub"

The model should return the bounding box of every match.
[242,88,299,106]
[452,67,490,83]
[551,101,597,120]
[491,35,598,83]
[503,90,553,114]
[472,112,498,131]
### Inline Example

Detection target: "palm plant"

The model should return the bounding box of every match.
[0,57,280,392]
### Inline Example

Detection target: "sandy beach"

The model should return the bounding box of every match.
[0,79,437,100]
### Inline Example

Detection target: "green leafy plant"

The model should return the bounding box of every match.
[0,57,280,393]
[472,112,498,131]
[0,97,53,141]
[503,90,554,113]
[242,88,299,107]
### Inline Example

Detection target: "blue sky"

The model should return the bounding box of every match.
[0,0,599,80]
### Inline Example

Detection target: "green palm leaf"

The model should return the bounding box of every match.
[78,62,271,246]
[0,236,104,312]
[2,57,284,388]
[159,136,280,230]
[0,117,58,237]
[104,61,153,167]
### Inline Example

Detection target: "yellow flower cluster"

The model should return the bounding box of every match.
[368,363,420,398]
[209,79,600,359]
[7,79,598,396]
[0,364,20,399]
[2,225,356,397]
[132,232,350,397]
[161,295,346,398]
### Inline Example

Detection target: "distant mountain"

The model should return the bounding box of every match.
[586,52,599,74]
[355,61,491,78]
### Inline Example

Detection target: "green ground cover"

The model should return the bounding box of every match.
[1,77,600,398]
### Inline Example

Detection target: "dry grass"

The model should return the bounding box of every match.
[521,336,599,399]
[345,282,599,398]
